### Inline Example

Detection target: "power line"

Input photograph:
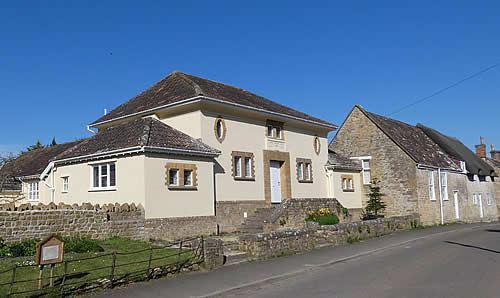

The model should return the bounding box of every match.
[387,61,500,116]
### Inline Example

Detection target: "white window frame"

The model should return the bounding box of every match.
[428,170,436,201]
[28,181,40,201]
[89,162,116,191]
[62,176,69,193]
[486,193,492,205]
[298,163,304,180]
[440,172,448,201]
[351,156,371,184]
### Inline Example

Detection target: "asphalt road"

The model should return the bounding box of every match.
[93,222,500,298]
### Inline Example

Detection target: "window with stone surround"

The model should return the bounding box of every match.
[296,158,313,183]
[231,151,255,180]
[342,175,354,192]
[214,117,227,143]
[266,120,284,140]
[165,163,197,190]
[313,136,321,155]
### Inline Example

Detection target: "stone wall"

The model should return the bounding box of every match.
[145,216,217,241]
[263,198,357,232]
[329,107,419,219]
[216,200,268,233]
[0,202,145,242]
[239,215,418,259]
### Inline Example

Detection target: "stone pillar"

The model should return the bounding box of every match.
[491,144,500,161]
[200,238,224,270]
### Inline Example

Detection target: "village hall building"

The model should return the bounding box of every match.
[1,71,348,233]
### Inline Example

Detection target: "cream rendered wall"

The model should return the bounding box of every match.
[50,155,146,206]
[143,153,214,219]
[329,171,363,209]
[286,124,329,198]
[198,105,331,202]
[158,109,203,139]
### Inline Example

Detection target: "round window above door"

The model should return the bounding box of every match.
[214,117,226,143]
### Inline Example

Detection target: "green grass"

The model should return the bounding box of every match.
[0,237,198,297]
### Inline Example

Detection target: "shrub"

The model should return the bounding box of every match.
[306,208,339,225]
[64,237,104,253]
[0,238,39,257]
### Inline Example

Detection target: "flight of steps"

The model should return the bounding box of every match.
[239,207,276,234]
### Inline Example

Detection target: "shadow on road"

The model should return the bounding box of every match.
[485,229,500,233]
[444,241,500,254]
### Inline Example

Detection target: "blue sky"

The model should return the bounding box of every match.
[1,1,499,155]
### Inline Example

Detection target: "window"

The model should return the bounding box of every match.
[460,161,466,172]
[62,177,69,193]
[90,162,116,190]
[486,193,492,205]
[169,169,179,186]
[184,170,193,186]
[473,192,477,204]
[428,170,436,201]
[313,136,321,154]
[342,175,354,192]
[28,182,39,201]
[231,152,255,180]
[266,120,284,140]
[165,163,197,189]
[440,172,448,201]
[296,158,313,183]
[214,117,226,143]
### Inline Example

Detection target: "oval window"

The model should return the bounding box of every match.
[214,117,226,143]
[314,136,321,154]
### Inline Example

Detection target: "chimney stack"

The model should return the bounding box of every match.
[491,144,500,161]
[475,136,486,158]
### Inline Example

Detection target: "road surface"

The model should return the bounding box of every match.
[93,222,500,298]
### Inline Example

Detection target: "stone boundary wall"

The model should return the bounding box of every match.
[145,216,217,241]
[264,198,360,231]
[216,200,267,233]
[0,202,145,242]
[240,215,418,259]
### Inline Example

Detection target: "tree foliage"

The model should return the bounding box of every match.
[365,178,386,216]
[26,139,46,151]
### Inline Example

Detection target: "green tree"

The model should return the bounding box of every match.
[50,137,57,146]
[26,139,46,151]
[365,178,386,217]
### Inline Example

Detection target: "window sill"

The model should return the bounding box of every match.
[298,180,313,183]
[62,191,68,194]
[27,199,40,202]
[266,137,285,142]
[88,187,117,192]
[342,189,355,192]
[234,177,255,181]
[168,185,198,190]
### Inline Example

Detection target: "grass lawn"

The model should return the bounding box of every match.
[0,237,199,297]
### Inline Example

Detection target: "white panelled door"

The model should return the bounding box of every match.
[270,161,282,203]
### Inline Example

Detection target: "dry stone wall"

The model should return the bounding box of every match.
[240,215,418,259]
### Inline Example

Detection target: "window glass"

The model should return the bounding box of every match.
[169,169,178,186]
[305,163,311,180]
[343,178,347,189]
[93,166,99,188]
[216,120,223,138]
[275,127,282,139]
[101,165,108,187]
[63,177,69,192]
[298,163,304,180]
[234,156,241,177]
[110,164,116,186]
[349,178,353,189]
[267,125,273,137]
[184,170,192,186]
[244,157,251,177]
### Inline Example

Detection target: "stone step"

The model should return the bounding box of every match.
[224,251,249,266]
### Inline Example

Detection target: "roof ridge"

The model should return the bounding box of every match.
[174,71,204,96]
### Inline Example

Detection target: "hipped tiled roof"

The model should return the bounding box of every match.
[1,118,219,178]
[91,71,336,128]
[417,124,497,177]
[0,140,85,177]
[327,150,362,171]
[355,105,460,170]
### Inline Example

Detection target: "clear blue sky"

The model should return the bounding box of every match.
[1,1,499,155]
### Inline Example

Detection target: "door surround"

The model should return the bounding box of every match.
[263,150,291,205]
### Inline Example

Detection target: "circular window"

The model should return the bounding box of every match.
[214,117,226,143]
[313,136,321,154]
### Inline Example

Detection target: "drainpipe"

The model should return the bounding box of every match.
[437,168,444,225]
[87,125,96,134]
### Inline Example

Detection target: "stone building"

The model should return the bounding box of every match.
[329,105,498,225]
[482,142,500,214]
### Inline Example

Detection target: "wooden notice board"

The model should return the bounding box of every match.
[36,234,65,265]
